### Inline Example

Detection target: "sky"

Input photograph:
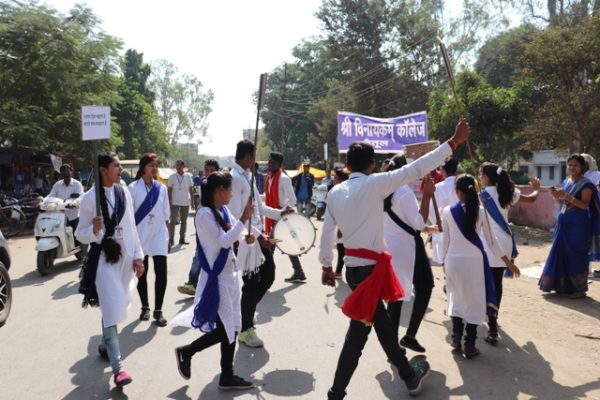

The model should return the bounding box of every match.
[45,0,324,156]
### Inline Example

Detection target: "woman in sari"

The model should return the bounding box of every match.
[539,154,600,298]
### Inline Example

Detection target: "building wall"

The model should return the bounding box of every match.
[508,185,559,230]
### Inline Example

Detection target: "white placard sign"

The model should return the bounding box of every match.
[81,106,111,141]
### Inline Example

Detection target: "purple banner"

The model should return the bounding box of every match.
[337,111,428,153]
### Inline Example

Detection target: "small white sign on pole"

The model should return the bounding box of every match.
[81,106,111,141]
[324,143,328,161]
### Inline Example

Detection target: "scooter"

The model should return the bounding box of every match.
[313,184,329,220]
[34,193,87,276]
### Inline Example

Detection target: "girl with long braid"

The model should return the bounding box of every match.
[441,175,518,358]
[172,171,256,391]
[76,152,144,387]
[479,162,539,344]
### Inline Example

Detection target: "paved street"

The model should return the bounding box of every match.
[1,216,600,400]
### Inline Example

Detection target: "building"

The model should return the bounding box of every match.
[531,150,568,186]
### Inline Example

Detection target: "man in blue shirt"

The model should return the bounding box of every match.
[293,163,315,217]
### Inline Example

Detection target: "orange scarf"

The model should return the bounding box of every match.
[342,248,404,325]
[264,169,281,235]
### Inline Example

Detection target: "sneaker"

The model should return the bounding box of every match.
[153,310,167,327]
[218,374,254,390]
[406,360,431,396]
[177,283,196,296]
[484,332,498,346]
[284,272,307,283]
[98,344,109,361]
[140,307,150,321]
[335,272,342,279]
[238,328,264,348]
[400,336,426,353]
[175,347,191,380]
[462,345,481,359]
[113,370,132,387]
[451,334,462,351]
[593,269,600,278]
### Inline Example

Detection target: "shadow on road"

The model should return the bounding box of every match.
[437,320,600,399]
[10,258,81,289]
[255,283,302,324]
[541,292,600,320]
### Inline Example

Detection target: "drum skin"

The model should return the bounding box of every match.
[272,213,316,256]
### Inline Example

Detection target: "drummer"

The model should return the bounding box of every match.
[263,152,307,283]
[319,118,470,399]
[230,140,282,349]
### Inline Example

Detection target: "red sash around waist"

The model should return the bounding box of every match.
[341,248,404,324]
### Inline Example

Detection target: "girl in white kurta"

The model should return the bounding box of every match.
[441,174,517,358]
[75,152,144,387]
[172,171,256,390]
[383,153,435,353]
[128,153,171,326]
[479,162,538,344]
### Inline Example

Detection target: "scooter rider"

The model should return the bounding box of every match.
[48,164,84,234]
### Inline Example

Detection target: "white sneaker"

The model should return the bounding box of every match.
[238,328,264,348]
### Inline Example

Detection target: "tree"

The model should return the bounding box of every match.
[149,59,214,146]
[113,49,169,159]
[518,15,600,154]
[0,2,123,157]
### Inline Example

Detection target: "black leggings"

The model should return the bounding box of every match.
[137,255,167,310]
[452,317,478,346]
[241,245,275,331]
[488,267,505,333]
[182,317,235,377]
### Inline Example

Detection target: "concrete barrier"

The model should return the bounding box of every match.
[508,185,559,231]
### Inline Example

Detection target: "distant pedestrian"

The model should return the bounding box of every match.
[168,160,194,246]
[293,161,314,217]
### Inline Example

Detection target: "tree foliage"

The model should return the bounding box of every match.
[0,2,123,155]
[149,59,214,146]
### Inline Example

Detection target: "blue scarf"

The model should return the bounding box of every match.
[134,180,161,225]
[450,202,498,315]
[481,189,518,259]
[191,206,232,332]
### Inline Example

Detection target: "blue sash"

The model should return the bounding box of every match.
[481,189,518,259]
[450,203,498,315]
[565,178,600,261]
[134,180,161,225]
[191,206,232,332]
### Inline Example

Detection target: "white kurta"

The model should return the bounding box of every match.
[75,186,144,328]
[171,206,246,343]
[431,176,459,263]
[441,205,506,325]
[128,179,170,256]
[481,186,521,268]
[383,185,427,301]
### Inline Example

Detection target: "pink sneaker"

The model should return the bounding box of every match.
[114,370,132,387]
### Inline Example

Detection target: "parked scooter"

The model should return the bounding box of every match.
[34,193,87,276]
[312,184,329,220]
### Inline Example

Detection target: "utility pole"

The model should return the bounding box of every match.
[282,63,288,155]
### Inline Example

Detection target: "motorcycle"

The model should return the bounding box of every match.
[312,184,329,220]
[34,193,87,276]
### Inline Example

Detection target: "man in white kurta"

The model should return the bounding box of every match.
[319,119,470,399]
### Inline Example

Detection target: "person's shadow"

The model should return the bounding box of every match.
[255,284,302,324]
[541,292,600,321]
[442,321,600,399]
[63,335,130,400]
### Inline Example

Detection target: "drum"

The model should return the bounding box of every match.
[272,213,316,256]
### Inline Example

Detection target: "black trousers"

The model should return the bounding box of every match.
[452,316,478,346]
[488,267,505,333]
[137,255,167,310]
[183,317,235,377]
[335,243,345,274]
[240,245,275,331]
[386,256,434,341]
[328,266,415,400]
